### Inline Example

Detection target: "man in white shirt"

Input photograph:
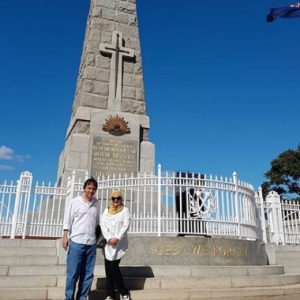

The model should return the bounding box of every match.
[62,177,100,300]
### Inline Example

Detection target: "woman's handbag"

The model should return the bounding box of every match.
[96,225,107,249]
[96,233,106,248]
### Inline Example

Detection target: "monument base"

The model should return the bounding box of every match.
[58,236,266,266]
[95,236,266,266]
[121,236,266,266]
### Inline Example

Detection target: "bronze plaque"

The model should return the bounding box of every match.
[91,136,138,178]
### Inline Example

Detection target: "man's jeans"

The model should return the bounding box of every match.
[65,240,97,300]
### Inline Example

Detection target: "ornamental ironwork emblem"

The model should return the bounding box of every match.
[102,115,131,136]
[188,188,217,219]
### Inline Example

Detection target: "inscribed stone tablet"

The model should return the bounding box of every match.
[91,136,138,178]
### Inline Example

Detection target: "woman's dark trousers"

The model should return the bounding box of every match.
[104,258,128,298]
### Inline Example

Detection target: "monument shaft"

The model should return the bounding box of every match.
[57,0,155,185]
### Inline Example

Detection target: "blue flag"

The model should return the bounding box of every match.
[266,2,300,22]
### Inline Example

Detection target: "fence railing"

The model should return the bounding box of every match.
[1,165,299,244]
[255,188,300,245]
[0,165,260,240]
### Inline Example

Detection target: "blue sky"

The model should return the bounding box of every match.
[0,0,299,191]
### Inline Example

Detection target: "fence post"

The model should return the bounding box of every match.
[266,191,285,245]
[10,171,33,239]
[258,186,267,243]
[21,172,33,239]
[157,164,162,237]
[64,171,76,214]
[233,172,241,238]
[10,177,22,239]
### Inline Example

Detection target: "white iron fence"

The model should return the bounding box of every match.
[255,188,300,245]
[0,171,67,238]
[1,165,298,244]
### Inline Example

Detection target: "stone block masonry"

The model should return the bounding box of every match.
[57,0,155,186]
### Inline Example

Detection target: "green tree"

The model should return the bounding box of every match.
[263,143,300,200]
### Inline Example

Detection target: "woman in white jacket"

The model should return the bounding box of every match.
[101,190,131,300]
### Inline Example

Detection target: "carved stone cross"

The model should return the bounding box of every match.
[100,31,134,111]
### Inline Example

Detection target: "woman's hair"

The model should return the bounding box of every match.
[83,177,98,189]
[110,190,123,199]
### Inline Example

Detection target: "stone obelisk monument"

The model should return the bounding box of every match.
[57,0,155,186]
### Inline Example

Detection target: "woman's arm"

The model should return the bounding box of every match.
[100,208,113,241]
[116,207,131,240]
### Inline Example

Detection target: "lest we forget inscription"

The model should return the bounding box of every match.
[91,136,138,178]
[118,237,265,266]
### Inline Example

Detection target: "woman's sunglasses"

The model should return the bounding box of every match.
[111,196,121,202]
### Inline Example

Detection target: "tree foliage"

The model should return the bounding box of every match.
[263,144,300,200]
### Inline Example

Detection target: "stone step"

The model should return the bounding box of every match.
[56,276,99,288]
[1,266,103,278]
[158,298,298,300]
[0,264,285,278]
[21,284,300,300]
[1,269,294,299]
[45,284,300,300]
[96,265,286,278]
[0,239,57,248]
[7,265,66,276]
[0,271,299,300]
[282,265,300,274]
[48,287,65,300]
[10,266,284,287]
[139,265,284,277]
[277,257,299,266]
[55,272,300,290]
[89,284,300,300]
[0,255,58,266]
[203,296,300,300]
[0,276,57,288]
[0,288,47,300]
[2,284,300,300]
[0,267,7,276]
[277,251,300,258]
[274,245,300,252]
[0,237,298,300]
[0,246,57,257]
[94,274,300,290]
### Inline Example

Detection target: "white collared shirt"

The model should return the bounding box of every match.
[63,196,100,245]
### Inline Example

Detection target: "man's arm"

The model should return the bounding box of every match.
[62,200,73,251]
[62,230,69,251]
